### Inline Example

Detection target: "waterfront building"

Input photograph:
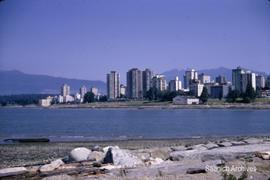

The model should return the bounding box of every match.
[80,85,87,99]
[266,75,270,89]
[173,96,199,105]
[142,68,153,96]
[126,68,143,99]
[39,96,53,107]
[168,76,182,92]
[198,73,211,84]
[216,75,227,85]
[107,71,120,100]
[152,74,167,91]
[210,85,230,99]
[190,83,204,97]
[61,84,70,97]
[120,84,126,97]
[91,87,98,96]
[256,75,265,89]
[184,69,198,89]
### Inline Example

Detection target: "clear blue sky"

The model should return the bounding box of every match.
[0,0,269,81]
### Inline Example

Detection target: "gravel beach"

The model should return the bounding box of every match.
[0,136,268,169]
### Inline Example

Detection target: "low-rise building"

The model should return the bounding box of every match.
[173,96,199,105]
[39,96,53,107]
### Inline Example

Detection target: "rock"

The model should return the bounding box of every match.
[88,151,104,162]
[103,146,119,154]
[149,148,170,160]
[217,142,232,147]
[145,157,164,166]
[169,151,184,161]
[244,138,263,144]
[262,151,270,160]
[204,143,219,150]
[92,145,103,152]
[171,146,186,151]
[231,141,246,146]
[192,144,208,151]
[133,152,150,161]
[42,174,74,180]
[69,147,91,161]
[103,146,143,168]
[0,167,28,177]
[186,168,206,174]
[39,159,64,172]
[254,151,270,160]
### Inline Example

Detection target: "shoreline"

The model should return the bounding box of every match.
[2,103,270,110]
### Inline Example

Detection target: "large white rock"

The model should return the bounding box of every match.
[69,147,91,161]
[244,138,263,144]
[88,151,105,162]
[103,146,143,168]
[0,167,28,177]
[40,159,64,172]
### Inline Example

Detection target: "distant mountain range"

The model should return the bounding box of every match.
[0,70,106,95]
[162,67,268,82]
[0,67,268,95]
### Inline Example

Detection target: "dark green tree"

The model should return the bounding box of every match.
[199,87,209,104]
[226,90,240,103]
[243,83,256,103]
[98,95,107,102]
[83,92,95,103]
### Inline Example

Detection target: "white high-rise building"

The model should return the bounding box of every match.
[61,84,70,97]
[168,76,182,92]
[152,74,167,91]
[184,69,198,89]
[80,85,87,99]
[107,71,120,100]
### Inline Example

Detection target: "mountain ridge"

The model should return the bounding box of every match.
[0,70,106,95]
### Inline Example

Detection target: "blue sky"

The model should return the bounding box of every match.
[0,0,270,81]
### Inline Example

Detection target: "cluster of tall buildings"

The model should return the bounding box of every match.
[107,68,182,100]
[107,66,270,101]
[39,84,99,106]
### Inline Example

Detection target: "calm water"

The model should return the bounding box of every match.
[0,108,270,142]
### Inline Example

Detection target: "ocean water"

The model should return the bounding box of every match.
[0,108,270,142]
